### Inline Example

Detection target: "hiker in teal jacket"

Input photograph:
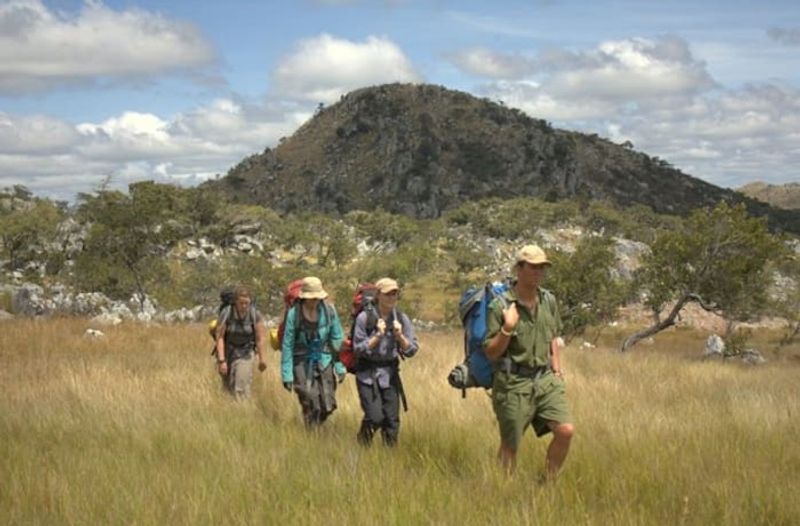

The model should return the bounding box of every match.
[281,277,346,427]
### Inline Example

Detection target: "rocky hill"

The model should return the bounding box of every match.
[209,83,800,233]
[739,182,800,210]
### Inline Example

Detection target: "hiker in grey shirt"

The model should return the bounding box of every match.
[352,277,419,446]
[214,286,267,399]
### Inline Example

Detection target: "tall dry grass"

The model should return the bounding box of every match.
[1,319,798,525]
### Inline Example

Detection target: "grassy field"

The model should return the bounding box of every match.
[1,318,799,525]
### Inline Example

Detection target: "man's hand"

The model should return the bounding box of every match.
[258,360,267,372]
[217,361,228,377]
[283,382,293,392]
[376,318,387,335]
[502,302,519,333]
[392,319,402,335]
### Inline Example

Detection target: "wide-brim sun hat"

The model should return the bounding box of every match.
[375,277,400,294]
[299,276,328,299]
[516,244,551,266]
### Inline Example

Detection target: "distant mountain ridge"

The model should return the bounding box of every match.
[209,83,800,233]
[739,182,800,211]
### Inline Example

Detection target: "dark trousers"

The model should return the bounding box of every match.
[356,379,400,446]
[293,361,337,427]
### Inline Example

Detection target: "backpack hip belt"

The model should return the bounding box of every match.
[498,357,548,379]
[293,346,334,359]
[227,344,255,360]
[358,357,399,369]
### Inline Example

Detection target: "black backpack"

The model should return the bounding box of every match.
[339,283,380,372]
[218,286,258,313]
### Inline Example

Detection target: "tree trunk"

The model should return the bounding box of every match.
[125,259,147,314]
[620,293,704,352]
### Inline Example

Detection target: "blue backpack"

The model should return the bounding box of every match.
[447,280,511,394]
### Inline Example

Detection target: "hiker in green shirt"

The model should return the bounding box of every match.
[483,244,574,480]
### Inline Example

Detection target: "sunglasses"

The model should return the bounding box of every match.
[382,290,400,297]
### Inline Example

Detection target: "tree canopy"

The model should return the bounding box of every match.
[622,202,786,351]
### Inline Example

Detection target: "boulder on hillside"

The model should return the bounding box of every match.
[703,334,725,359]
[741,348,767,365]
[90,312,123,326]
[11,283,46,316]
[161,305,205,323]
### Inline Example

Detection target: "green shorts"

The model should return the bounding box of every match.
[491,371,572,450]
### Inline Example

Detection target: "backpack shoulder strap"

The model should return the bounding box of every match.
[496,294,510,310]
[538,287,556,311]
[490,289,511,311]
[249,305,258,337]
[218,305,232,336]
[325,302,336,333]
[290,302,302,339]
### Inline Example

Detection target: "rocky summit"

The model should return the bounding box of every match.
[739,182,800,211]
[210,83,799,233]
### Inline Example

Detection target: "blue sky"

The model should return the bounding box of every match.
[1,0,798,200]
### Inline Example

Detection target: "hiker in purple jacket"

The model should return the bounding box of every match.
[352,277,419,446]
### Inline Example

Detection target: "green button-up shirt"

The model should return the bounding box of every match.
[483,286,562,369]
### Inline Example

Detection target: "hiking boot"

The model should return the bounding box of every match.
[381,429,398,447]
[357,422,374,446]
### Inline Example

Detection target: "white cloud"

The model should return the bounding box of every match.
[470,36,715,115]
[0,98,311,199]
[554,37,715,100]
[447,48,535,79]
[271,34,422,103]
[484,80,618,120]
[454,35,798,188]
[0,113,80,153]
[445,11,539,39]
[600,83,800,188]
[0,0,216,94]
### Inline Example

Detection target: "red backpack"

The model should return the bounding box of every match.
[275,279,305,351]
[339,282,379,373]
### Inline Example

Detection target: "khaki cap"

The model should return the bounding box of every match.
[299,276,328,299]
[375,277,400,294]
[516,244,551,266]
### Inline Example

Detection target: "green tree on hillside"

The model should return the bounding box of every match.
[445,198,579,240]
[73,188,181,310]
[274,213,355,269]
[773,250,800,346]
[622,202,785,351]
[0,197,63,272]
[345,208,419,245]
[546,235,629,341]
